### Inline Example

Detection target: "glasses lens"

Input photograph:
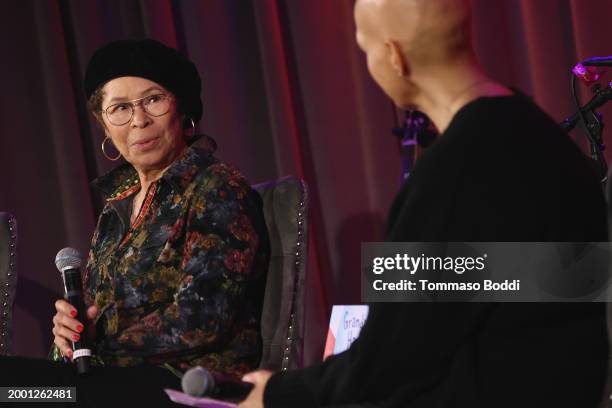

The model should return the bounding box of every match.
[107,104,132,125]
[145,95,170,117]
[104,94,170,125]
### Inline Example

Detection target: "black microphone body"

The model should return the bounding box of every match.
[55,248,92,375]
[62,267,91,374]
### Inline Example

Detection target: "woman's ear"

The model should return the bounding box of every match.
[386,40,408,77]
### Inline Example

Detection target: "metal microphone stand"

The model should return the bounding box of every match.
[392,110,434,183]
[561,80,610,182]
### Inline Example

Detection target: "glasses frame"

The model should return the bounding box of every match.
[102,93,173,126]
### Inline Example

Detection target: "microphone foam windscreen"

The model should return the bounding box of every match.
[182,366,215,397]
[55,247,82,272]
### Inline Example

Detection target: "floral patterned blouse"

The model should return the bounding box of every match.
[50,136,269,379]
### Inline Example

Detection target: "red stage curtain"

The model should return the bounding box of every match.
[1,0,611,364]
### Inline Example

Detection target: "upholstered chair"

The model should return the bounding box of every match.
[0,213,17,356]
[254,176,308,371]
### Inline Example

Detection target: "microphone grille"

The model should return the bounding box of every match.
[181,366,214,397]
[55,247,82,272]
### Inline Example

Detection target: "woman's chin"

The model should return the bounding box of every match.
[128,151,170,172]
[126,141,185,173]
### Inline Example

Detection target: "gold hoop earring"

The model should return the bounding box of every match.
[185,117,196,138]
[101,136,121,161]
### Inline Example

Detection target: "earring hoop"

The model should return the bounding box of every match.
[185,117,196,138]
[101,136,121,161]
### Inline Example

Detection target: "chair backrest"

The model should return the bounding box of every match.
[0,212,17,356]
[253,176,308,371]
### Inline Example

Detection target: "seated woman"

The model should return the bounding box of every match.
[0,39,268,405]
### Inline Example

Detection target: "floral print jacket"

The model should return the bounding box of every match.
[51,136,269,379]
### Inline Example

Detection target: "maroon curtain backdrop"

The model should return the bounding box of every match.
[1,0,612,365]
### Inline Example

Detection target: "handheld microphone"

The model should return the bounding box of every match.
[182,366,215,397]
[181,366,253,399]
[54,247,91,374]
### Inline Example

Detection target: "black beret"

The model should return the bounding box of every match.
[84,39,202,123]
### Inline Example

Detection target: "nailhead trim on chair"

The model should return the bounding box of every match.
[281,180,308,371]
[0,214,16,355]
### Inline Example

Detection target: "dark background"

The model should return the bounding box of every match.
[1,0,611,365]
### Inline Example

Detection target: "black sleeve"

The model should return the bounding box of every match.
[264,302,494,407]
[265,109,609,406]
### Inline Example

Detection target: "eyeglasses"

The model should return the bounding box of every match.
[103,93,172,126]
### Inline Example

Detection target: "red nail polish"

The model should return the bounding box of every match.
[76,325,83,333]
[70,310,77,317]
[72,334,80,341]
